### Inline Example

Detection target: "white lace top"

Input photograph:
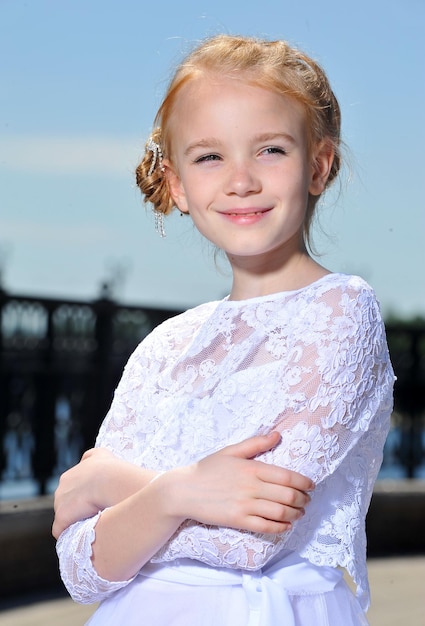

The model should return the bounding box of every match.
[57,273,394,610]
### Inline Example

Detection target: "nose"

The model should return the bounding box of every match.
[224,161,262,197]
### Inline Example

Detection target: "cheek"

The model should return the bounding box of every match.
[179,175,213,210]
[275,171,309,201]
[173,184,201,218]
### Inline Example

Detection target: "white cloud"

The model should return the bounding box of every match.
[0,135,144,176]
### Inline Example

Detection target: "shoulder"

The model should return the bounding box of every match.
[312,272,377,300]
[150,299,222,338]
[314,275,391,369]
[277,273,388,353]
[310,273,383,320]
[128,298,222,361]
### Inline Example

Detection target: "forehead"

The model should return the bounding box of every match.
[173,72,301,108]
[168,75,307,141]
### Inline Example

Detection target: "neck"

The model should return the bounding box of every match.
[227,250,329,301]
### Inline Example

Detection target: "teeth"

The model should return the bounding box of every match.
[230,212,261,216]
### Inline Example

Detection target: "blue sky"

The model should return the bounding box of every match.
[0,0,423,318]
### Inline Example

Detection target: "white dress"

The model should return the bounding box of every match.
[56,273,395,625]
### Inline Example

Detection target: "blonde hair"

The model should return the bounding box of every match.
[136,34,341,241]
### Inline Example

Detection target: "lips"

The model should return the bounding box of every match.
[217,207,273,225]
[220,208,272,216]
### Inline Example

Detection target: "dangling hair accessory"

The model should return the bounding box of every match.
[154,210,166,238]
[146,135,166,237]
[147,138,165,176]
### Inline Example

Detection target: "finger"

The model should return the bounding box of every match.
[261,486,311,521]
[256,463,315,492]
[81,448,96,461]
[257,482,311,511]
[242,514,293,535]
[219,432,281,460]
[52,517,65,539]
[52,521,59,539]
[52,511,68,539]
[252,499,305,525]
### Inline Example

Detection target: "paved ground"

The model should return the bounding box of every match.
[0,556,423,625]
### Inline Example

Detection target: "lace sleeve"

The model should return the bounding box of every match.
[54,307,211,604]
[55,341,157,604]
[264,286,394,482]
[56,513,137,604]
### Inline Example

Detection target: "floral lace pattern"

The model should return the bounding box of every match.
[56,273,394,610]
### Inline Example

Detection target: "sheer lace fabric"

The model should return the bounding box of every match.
[57,273,394,611]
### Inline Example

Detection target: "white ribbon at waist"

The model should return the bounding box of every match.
[139,552,343,626]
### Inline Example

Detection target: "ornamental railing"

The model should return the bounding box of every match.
[0,289,424,498]
[0,288,180,497]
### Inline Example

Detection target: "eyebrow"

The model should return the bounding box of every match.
[183,132,297,157]
[254,132,297,145]
[184,138,221,157]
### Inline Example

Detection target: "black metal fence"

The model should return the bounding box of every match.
[383,322,425,478]
[0,288,180,497]
[0,289,424,499]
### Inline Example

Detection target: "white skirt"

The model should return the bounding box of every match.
[86,551,369,626]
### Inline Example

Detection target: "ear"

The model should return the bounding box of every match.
[163,160,190,214]
[309,140,335,196]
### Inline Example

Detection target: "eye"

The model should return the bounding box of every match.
[261,146,287,156]
[194,154,222,163]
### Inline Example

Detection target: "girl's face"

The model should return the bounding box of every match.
[166,75,331,267]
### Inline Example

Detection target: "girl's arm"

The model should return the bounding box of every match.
[52,448,158,539]
[58,432,313,584]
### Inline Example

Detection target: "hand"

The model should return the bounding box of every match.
[52,448,157,539]
[166,431,314,534]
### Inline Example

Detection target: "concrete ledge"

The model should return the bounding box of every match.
[0,481,424,599]
[0,496,59,598]
[367,480,425,556]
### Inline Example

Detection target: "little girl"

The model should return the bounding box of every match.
[53,35,394,625]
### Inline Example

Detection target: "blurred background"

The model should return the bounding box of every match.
[0,0,424,623]
[0,0,424,313]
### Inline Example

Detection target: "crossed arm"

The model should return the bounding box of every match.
[53,431,313,583]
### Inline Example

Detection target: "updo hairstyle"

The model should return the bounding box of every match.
[136,34,341,239]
